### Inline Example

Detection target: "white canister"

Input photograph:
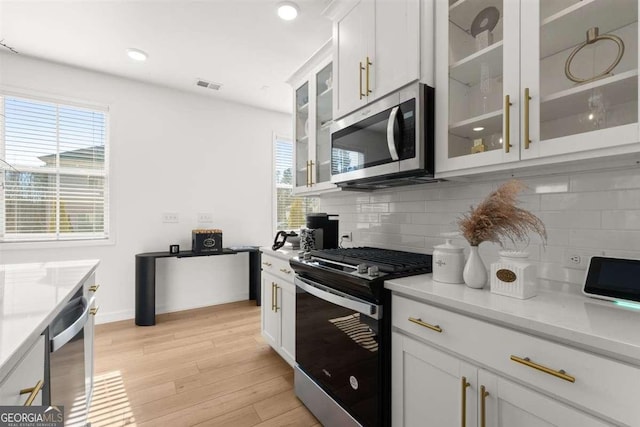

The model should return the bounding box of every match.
[432,236,465,284]
[490,251,537,299]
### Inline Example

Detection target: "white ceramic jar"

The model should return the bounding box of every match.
[432,235,465,284]
[490,251,537,299]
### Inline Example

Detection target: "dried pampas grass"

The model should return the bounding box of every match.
[458,180,547,247]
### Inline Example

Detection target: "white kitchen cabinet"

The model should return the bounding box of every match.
[0,335,45,406]
[391,293,635,426]
[260,253,295,366]
[287,40,337,195]
[436,0,640,176]
[332,0,422,120]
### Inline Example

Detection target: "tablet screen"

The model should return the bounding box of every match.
[584,257,640,302]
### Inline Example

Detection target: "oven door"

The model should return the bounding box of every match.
[295,276,382,427]
[331,84,421,184]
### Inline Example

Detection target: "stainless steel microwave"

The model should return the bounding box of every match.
[330,83,434,190]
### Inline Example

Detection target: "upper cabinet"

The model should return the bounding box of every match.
[436,0,640,176]
[331,0,426,120]
[288,41,337,195]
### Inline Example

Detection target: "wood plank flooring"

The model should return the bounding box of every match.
[89,301,319,427]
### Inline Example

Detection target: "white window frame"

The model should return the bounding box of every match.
[0,88,112,248]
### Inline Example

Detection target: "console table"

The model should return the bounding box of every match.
[135,247,261,326]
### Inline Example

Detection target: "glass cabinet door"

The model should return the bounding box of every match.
[522,0,638,159]
[315,62,333,186]
[437,0,520,172]
[295,82,310,189]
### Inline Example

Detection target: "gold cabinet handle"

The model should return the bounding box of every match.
[89,284,100,292]
[262,262,272,267]
[461,376,470,427]
[279,268,292,274]
[271,283,276,311]
[90,306,100,315]
[309,160,314,186]
[480,385,490,427]
[20,379,44,407]
[524,87,531,149]
[359,61,365,99]
[366,56,372,95]
[408,317,443,333]
[504,95,513,153]
[274,284,279,313]
[510,355,575,383]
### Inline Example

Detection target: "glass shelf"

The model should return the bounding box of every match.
[450,41,503,86]
[449,109,503,140]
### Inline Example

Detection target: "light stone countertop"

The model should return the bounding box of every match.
[0,259,100,379]
[385,274,640,366]
[260,246,300,261]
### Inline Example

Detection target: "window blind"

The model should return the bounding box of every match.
[274,138,317,231]
[1,95,108,242]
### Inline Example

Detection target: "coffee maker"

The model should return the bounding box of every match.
[301,213,339,251]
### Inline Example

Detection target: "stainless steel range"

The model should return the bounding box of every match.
[291,247,432,427]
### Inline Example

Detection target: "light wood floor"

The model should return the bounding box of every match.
[89,301,319,427]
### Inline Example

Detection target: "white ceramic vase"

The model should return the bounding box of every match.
[463,245,487,289]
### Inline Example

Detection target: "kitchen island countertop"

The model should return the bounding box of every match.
[0,259,100,379]
[385,274,640,366]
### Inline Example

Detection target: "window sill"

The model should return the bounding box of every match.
[0,237,116,251]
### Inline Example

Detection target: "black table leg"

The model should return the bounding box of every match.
[249,250,261,306]
[135,255,156,326]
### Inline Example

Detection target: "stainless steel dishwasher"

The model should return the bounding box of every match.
[49,288,92,426]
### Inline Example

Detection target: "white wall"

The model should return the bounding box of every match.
[320,166,640,285]
[0,53,289,323]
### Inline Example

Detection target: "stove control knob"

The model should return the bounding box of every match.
[368,266,379,277]
[357,263,368,274]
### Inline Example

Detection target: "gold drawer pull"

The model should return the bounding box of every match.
[480,385,490,427]
[90,306,100,315]
[262,262,272,267]
[20,379,44,406]
[408,317,442,333]
[279,268,292,274]
[89,284,100,292]
[510,355,575,383]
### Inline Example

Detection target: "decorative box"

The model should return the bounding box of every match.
[192,229,223,253]
[490,251,537,299]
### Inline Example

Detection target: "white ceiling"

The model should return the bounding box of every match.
[0,0,333,113]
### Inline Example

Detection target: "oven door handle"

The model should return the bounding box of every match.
[50,296,90,352]
[294,276,382,320]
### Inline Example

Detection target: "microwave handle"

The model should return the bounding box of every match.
[386,106,400,161]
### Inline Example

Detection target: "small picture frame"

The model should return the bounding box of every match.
[169,244,180,254]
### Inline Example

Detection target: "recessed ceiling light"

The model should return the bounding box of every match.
[277,1,299,20]
[126,48,148,62]
[473,126,485,132]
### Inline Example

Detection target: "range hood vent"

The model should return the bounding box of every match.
[195,79,222,90]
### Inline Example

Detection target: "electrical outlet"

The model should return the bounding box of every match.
[197,213,213,223]
[563,249,604,269]
[162,212,179,223]
[341,232,352,242]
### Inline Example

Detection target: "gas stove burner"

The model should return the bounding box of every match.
[310,247,432,274]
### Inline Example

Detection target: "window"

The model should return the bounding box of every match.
[0,95,109,242]
[274,136,317,231]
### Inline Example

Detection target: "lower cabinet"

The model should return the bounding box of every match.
[261,268,295,366]
[393,332,612,427]
[0,335,45,406]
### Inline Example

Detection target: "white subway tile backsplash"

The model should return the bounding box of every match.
[322,166,640,284]
[601,210,640,230]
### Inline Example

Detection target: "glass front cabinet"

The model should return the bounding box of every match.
[288,41,337,195]
[436,0,639,175]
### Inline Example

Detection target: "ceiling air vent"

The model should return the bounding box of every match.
[195,79,222,91]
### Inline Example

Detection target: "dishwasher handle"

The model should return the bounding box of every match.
[50,296,90,352]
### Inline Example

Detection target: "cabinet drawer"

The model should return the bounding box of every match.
[392,295,640,426]
[261,254,294,282]
[0,335,46,406]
